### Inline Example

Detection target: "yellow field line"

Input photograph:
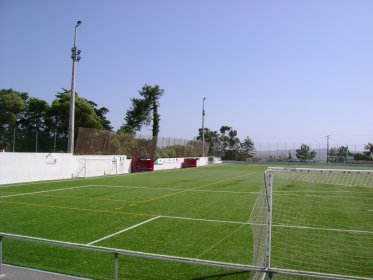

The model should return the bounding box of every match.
[0,200,155,218]
[130,173,249,206]
[31,193,141,203]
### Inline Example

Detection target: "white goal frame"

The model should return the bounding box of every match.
[75,157,118,178]
[252,167,373,280]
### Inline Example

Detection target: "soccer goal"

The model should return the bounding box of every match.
[249,167,373,280]
[74,157,118,178]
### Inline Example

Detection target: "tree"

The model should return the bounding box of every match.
[337,146,351,158]
[219,126,241,159]
[0,89,27,150]
[328,146,351,163]
[196,126,255,160]
[0,88,111,152]
[295,144,316,162]
[88,101,112,130]
[241,136,255,158]
[197,128,219,156]
[18,97,50,152]
[48,89,112,151]
[121,84,164,137]
[365,143,373,157]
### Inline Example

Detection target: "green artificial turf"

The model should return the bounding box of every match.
[0,163,372,279]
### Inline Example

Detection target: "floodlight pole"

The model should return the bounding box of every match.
[67,21,82,154]
[326,135,331,163]
[202,97,206,157]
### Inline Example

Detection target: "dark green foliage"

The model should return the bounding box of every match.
[121,84,164,137]
[197,126,255,160]
[295,144,316,161]
[0,88,111,152]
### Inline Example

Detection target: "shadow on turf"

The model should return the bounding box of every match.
[192,271,249,279]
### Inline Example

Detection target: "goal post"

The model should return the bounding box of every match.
[249,167,373,280]
[74,157,118,178]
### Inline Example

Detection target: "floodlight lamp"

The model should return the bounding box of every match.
[76,21,82,27]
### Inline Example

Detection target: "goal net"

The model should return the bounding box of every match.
[74,157,118,178]
[249,167,373,280]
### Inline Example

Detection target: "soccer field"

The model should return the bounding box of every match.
[0,164,372,279]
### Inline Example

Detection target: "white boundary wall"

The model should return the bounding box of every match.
[154,157,208,171]
[0,153,208,185]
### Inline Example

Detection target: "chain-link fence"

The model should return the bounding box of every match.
[1,127,371,164]
[74,128,209,158]
[0,128,67,153]
[253,142,370,163]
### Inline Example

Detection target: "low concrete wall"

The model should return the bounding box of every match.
[0,153,131,185]
[0,153,208,185]
[154,158,184,171]
[0,153,75,185]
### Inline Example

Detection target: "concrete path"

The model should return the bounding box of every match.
[0,264,90,280]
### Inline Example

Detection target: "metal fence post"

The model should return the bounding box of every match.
[114,253,118,280]
[0,236,3,276]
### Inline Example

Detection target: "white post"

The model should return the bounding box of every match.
[265,171,273,278]
[84,159,87,179]
[114,253,118,280]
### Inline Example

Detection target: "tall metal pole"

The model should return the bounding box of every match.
[35,130,38,152]
[12,128,15,152]
[54,132,57,153]
[67,21,82,153]
[202,97,206,157]
[326,135,331,163]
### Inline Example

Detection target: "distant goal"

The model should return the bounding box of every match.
[249,167,373,280]
[74,157,119,178]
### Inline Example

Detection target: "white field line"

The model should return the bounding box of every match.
[0,185,92,199]
[0,178,79,188]
[87,216,161,245]
[272,223,373,235]
[158,216,373,235]
[160,215,245,225]
[195,224,246,259]
[273,193,373,200]
[273,190,373,193]
[91,184,258,195]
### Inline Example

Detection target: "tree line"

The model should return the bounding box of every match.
[196,126,255,160]
[270,143,373,162]
[1,87,372,161]
[0,85,163,152]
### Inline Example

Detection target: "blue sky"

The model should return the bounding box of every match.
[0,0,372,147]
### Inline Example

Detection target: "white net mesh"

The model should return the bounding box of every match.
[249,168,373,280]
[248,173,270,280]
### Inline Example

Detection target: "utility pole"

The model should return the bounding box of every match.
[202,97,206,157]
[67,21,82,153]
[326,135,331,163]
